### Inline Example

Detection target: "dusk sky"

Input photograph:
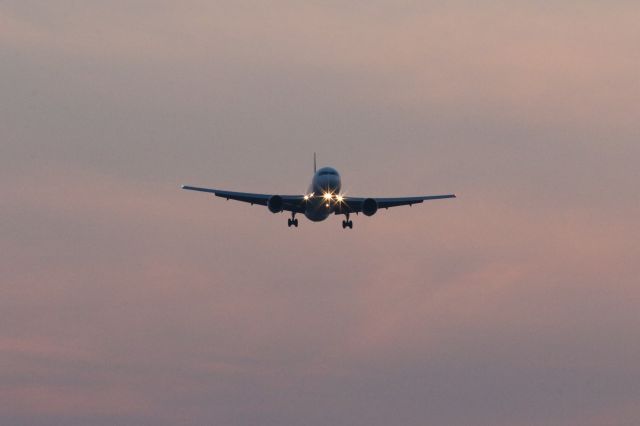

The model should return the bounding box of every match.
[2,1,639,425]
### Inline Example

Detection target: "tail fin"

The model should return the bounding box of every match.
[313,152,317,173]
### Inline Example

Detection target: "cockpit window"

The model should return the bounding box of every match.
[318,169,337,176]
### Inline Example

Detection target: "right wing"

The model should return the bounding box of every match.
[181,185,306,212]
[338,194,456,214]
[371,194,456,209]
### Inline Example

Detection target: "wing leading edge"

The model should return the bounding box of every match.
[181,185,305,211]
[337,194,456,214]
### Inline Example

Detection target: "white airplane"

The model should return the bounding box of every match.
[182,155,455,229]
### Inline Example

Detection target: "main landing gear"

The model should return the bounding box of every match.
[288,213,299,228]
[342,213,353,229]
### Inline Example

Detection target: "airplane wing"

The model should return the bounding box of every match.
[337,194,456,215]
[181,185,306,212]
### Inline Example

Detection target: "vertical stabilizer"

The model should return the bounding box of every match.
[314,152,317,173]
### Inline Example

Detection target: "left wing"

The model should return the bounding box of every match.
[181,185,306,212]
[337,194,456,214]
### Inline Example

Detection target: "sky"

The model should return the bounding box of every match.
[1,1,639,425]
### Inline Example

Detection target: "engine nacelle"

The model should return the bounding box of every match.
[362,198,378,216]
[268,195,284,213]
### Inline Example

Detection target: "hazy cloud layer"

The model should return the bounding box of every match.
[2,1,639,425]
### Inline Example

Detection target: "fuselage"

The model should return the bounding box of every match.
[304,167,342,222]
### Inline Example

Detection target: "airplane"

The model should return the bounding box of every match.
[182,154,455,229]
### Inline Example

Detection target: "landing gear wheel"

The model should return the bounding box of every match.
[342,220,353,229]
[293,219,299,227]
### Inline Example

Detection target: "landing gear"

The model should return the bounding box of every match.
[342,214,353,229]
[288,213,299,228]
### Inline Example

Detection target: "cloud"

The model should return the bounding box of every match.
[4,164,638,424]
[2,2,639,425]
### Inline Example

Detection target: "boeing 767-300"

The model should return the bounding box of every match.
[182,155,455,229]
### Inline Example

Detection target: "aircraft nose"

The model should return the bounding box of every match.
[326,176,340,192]
[313,173,341,194]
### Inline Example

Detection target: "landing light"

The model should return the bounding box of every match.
[336,194,344,202]
[304,195,309,200]
[323,192,333,200]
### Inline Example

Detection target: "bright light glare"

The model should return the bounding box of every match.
[323,192,332,200]
[336,194,344,202]
[304,195,309,200]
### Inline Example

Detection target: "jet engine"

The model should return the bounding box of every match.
[268,195,284,213]
[362,198,378,216]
